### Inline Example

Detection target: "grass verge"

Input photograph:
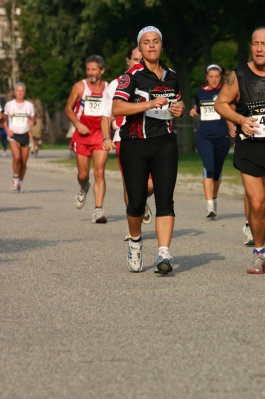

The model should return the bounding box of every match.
[51,151,243,186]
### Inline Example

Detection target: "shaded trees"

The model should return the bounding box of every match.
[17,0,265,149]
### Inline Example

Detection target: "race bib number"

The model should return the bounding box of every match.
[252,105,265,138]
[146,89,176,120]
[84,95,102,116]
[240,105,265,140]
[200,100,220,121]
[12,113,29,128]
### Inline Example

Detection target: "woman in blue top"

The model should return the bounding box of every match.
[190,64,232,218]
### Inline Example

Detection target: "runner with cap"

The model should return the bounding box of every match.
[189,64,233,218]
[112,26,185,274]
[101,44,154,241]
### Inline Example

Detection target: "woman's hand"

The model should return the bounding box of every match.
[189,105,198,117]
[149,97,168,109]
[169,101,185,118]
[6,127,13,138]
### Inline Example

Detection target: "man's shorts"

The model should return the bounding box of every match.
[8,132,30,147]
[115,141,152,180]
[234,136,265,177]
[72,142,106,157]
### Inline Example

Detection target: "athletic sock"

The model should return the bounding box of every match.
[254,247,265,254]
[207,199,214,206]
[245,220,249,227]
[18,180,23,185]
[159,246,169,256]
[130,234,142,244]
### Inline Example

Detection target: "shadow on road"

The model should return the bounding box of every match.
[142,252,225,276]
[0,206,42,212]
[0,238,84,255]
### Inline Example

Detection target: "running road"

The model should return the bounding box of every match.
[1,151,264,399]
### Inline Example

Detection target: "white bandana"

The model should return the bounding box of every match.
[137,26,162,44]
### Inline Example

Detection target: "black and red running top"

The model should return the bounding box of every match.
[113,60,182,139]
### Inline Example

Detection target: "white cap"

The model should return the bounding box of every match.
[137,26,162,45]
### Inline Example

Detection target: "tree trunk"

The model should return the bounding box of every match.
[175,59,195,153]
[237,37,249,64]
[44,109,56,144]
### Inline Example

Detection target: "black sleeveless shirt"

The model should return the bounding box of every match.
[235,63,265,142]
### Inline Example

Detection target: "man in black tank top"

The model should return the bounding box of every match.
[215,26,265,274]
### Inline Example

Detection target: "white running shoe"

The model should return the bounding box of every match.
[18,184,24,193]
[75,182,90,209]
[206,203,217,218]
[127,240,143,272]
[247,250,265,274]
[213,198,217,214]
[243,225,254,246]
[91,207,107,223]
[154,249,173,274]
[143,203,152,224]
[10,180,19,192]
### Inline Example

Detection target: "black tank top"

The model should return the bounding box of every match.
[235,63,265,141]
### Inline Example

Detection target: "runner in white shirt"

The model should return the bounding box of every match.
[101,45,154,240]
[4,82,36,193]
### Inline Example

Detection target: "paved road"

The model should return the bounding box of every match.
[1,151,265,399]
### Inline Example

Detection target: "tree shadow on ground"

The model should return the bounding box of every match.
[214,212,244,220]
[26,189,64,194]
[143,252,225,276]
[88,214,127,223]
[0,206,42,212]
[0,238,83,256]
[143,228,205,240]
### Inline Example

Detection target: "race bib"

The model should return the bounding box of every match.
[252,105,265,138]
[84,95,102,116]
[145,89,176,120]
[200,100,220,121]
[12,113,29,128]
[240,105,265,140]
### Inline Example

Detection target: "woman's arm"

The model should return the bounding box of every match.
[112,97,168,117]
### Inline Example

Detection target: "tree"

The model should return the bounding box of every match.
[17,0,265,149]
[18,0,87,141]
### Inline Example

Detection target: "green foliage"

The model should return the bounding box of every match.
[16,0,265,151]
[190,41,238,98]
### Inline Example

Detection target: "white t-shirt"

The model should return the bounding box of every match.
[4,100,35,134]
[100,78,118,117]
[100,78,125,143]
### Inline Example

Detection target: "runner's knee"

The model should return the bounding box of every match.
[127,203,145,217]
[156,202,175,217]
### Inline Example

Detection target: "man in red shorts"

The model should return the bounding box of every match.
[65,55,109,223]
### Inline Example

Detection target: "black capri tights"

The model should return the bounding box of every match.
[120,134,178,217]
